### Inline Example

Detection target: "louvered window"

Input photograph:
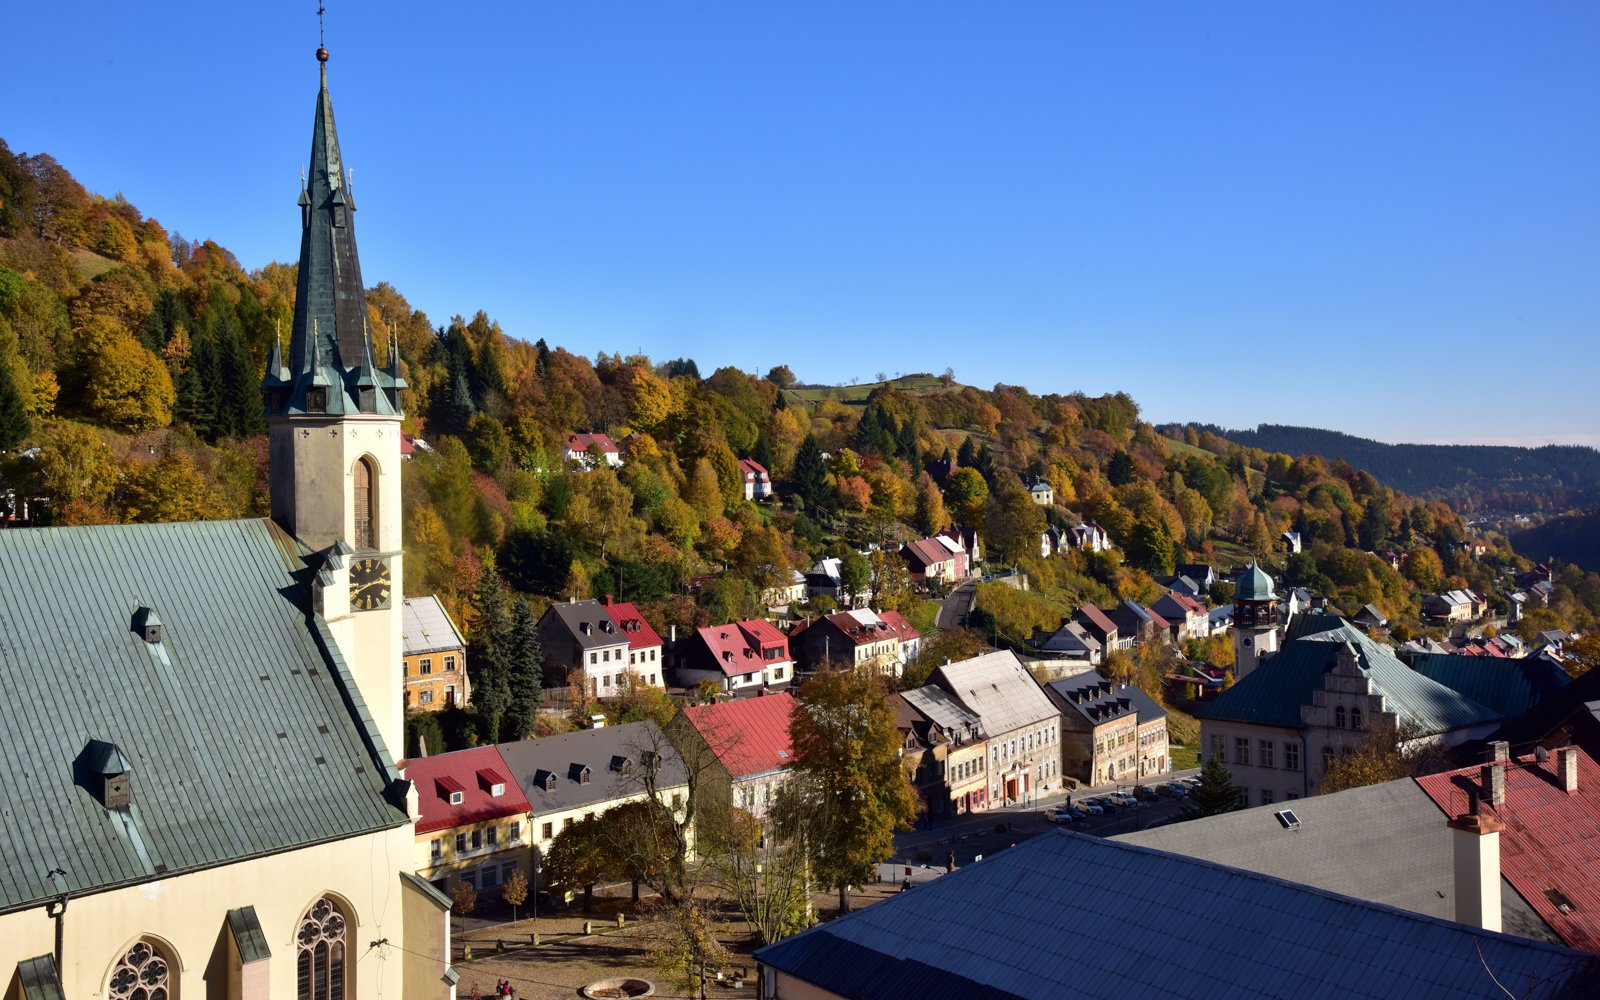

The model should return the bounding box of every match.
[353,458,375,549]
[297,896,348,1000]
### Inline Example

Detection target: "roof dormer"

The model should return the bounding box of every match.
[131,606,163,645]
[78,739,133,811]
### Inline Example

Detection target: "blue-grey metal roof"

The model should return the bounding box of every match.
[497,721,688,815]
[1046,672,1166,727]
[1198,621,1502,734]
[226,905,272,963]
[0,518,408,915]
[14,955,65,1000]
[1235,560,1278,601]
[755,829,1600,999]
[1409,654,1572,719]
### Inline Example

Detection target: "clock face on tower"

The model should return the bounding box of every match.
[349,557,391,612]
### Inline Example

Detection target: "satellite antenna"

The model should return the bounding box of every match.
[1533,745,1550,764]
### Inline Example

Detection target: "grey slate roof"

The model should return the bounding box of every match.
[1116,780,1556,945]
[930,650,1057,738]
[0,518,407,915]
[1046,672,1167,727]
[497,721,687,815]
[1198,621,1502,734]
[899,685,984,742]
[1409,653,1572,719]
[756,829,1600,999]
[401,595,466,656]
[542,599,630,652]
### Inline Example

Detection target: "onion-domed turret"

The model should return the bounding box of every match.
[1235,560,1278,602]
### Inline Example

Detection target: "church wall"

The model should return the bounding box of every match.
[0,824,438,999]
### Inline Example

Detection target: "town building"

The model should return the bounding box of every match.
[1071,604,1122,652]
[754,829,1600,999]
[931,651,1062,805]
[1028,617,1105,667]
[1424,588,1489,623]
[1108,599,1168,647]
[498,722,689,896]
[1406,652,1571,719]
[537,596,664,697]
[1232,560,1280,679]
[790,609,910,677]
[673,693,797,820]
[402,594,471,713]
[760,568,808,611]
[0,45,450,998]
[406,745,531,897]
[677,619,794,695]
[898,685,990,816]
[564,431,623,468]
[1198,622,1503,805]
[1070,521,1112,552]
[739,458,772,500]
[1027,479,1053,505]
[1150,590,1210,641]
[899,534,969,588]
[1045,673,1169,785]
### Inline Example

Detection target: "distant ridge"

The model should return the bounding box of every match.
[1163,422,1600,510]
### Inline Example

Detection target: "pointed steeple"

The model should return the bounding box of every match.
[287,43,369,395]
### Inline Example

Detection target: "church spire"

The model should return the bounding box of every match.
[266,41,399,418]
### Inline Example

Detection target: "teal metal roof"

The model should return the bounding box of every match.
[1234,560,1277,601]
[1409,653,1571,719]
[226,906,272,963]
[1199,621,1503,734]
[15,956,66,1000]
[0,518,408,915]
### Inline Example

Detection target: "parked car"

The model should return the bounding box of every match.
[1107,792,1137,808]
[1078,800,1105,815]
[1161,782,1189,797]
[1044,806,1076,824]
[1134,785,1159,801]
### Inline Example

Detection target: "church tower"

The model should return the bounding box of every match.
[1232,560,1280,680]
[263,44,408,758]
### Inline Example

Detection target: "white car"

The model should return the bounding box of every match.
[1078,800,1105,815]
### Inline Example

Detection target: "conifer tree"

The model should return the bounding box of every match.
[1187,754,1241,818]
[0,358,30,449]
[502,596,544,742]
[792,434,828,512]
[468,567,513,743]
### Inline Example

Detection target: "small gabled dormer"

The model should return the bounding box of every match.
[568,763,591,785]
[79,739,133,811]
[610,754,632,776]
[436,776,465,806]
[131,607,163,645]
[477,768,506,797]
[534,769,557,792]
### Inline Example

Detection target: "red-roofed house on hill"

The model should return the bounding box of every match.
[739,458,773,500]
[899,535,969,589]
[671,692,798,819]
[679,619,794,695]
[565,431,623,469]
[790,609,914,678]
[538,596,664,698]
[1417,742,1600,952]
[403,745,532,897]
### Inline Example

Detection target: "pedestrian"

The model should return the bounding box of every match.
[946,850,956,874]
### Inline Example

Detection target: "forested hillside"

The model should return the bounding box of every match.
[1164,423,1600,513]
[5,135,1600,725]
[1513,509,1600,574]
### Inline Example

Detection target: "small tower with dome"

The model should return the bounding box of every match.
[1232,560,1280,680]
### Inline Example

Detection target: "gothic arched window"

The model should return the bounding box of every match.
[1335,705,1346,729]
[353,457,376,550]
[108,939,173,1000]
[1351,707,1364,731]
[297,897,348,1000]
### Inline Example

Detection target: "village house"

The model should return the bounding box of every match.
[1108,599,1168,648]
[1150,591,1209,642]
[402,594,471,713]
[1353,603,1389,632]
[899,685,990,816]
[790,609,910,677]
[1282,530,1303,554]
[803,556,870,608]
[1070,521,1112,552]
[761,568,808,610]
[939,525,981,567]
[893,696,953,820]
[537,596,665,697]
[564,431,623,468]
[1423,588,1488,623]
[1027,617,1105,667]
[1027,479,1053,506]
[899,534,969,588]
[1045,672,1169,785]
[931,651,1062,805]
[878,609,922,663]
[677,618,794,695]
[672,693,797,820]
[739,458,772,500]
[499,721,690,897]
[1199,622,1504,805]
[405,745,531,897]
[1071,604,1123,652]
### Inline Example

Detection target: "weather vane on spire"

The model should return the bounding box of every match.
[316,4,329,64]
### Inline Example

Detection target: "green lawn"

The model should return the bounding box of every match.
[784,373,953,407]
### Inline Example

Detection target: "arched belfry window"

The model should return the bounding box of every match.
[108,939,173,1000]
[296,897,348,1000]
[353,457,376,550]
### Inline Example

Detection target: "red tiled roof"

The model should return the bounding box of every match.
[1077,605,1118,637]
[877,610,920,641]
[697,619,791,679]
[903,538,948,568]
[1416,748,1600,953]
[683,692,798,779]
[739,458,769,480]
[1145,609,1172,630]
[402,745,532,835]
[824,611,894,646]
[567,432,619,453]
[603,599,662,650]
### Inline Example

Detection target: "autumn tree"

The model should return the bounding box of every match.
[945,466,988,525]
[707,806,814,946]
[0,352,28,448]
[791,434,828,512]
[869,549,914,613]
[913,472,947,535]
[984,482,1046,567]
[85,332,174,431]
[38,421,118,513]
[1401,548,1445,591]
[786,669,919,913]
[119,452,220,523]
[500,867,529,922]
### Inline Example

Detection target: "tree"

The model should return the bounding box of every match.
[1187,754,1241,818]
[501,867,529,922]
[1320,718,1449,793]
[913,472,948,535]
[0,353,29,449]
[706,806,814,945]
[838,550,871,605]
[945,467,988,525]
[501,597,543,741]
[119,452,219,523]
[450,880,477,917]
[1401,548,1445,591]
[786,670,919,913]
[85,332,175,432]
[468,567,513,742]
[984,484,1046,567]
[792,434,828,512]
[869,549,914,614]
[38,422,118,510]
[765,365,796,388]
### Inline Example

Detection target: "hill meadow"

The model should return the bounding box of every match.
[3,137,1599,738]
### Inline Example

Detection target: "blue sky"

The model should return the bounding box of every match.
[6,3,1597,446]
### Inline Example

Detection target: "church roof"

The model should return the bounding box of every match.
[0,518,408,915]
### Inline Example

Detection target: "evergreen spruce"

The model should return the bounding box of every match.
[0,359,30,450]
[468,567,513,743]
[502,596,544,742]
[534,337,551,377]
[1187,754,1242,818]
[751,431,773,475]
[174,330,219,439]
[792,434,828,512]
[957,436,979,469]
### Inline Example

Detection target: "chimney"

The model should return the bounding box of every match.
[1559,746,1579,794]
[604,594,614,606]
[1447,797,1505,933]
[1481,763,1505,808]
[1491,740,1509,764]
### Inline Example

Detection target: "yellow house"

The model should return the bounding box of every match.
[498,722,690,902]
[403,595,472,712]
[404,746,532,898]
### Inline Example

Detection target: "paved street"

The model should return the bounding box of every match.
[936,582,977,629]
